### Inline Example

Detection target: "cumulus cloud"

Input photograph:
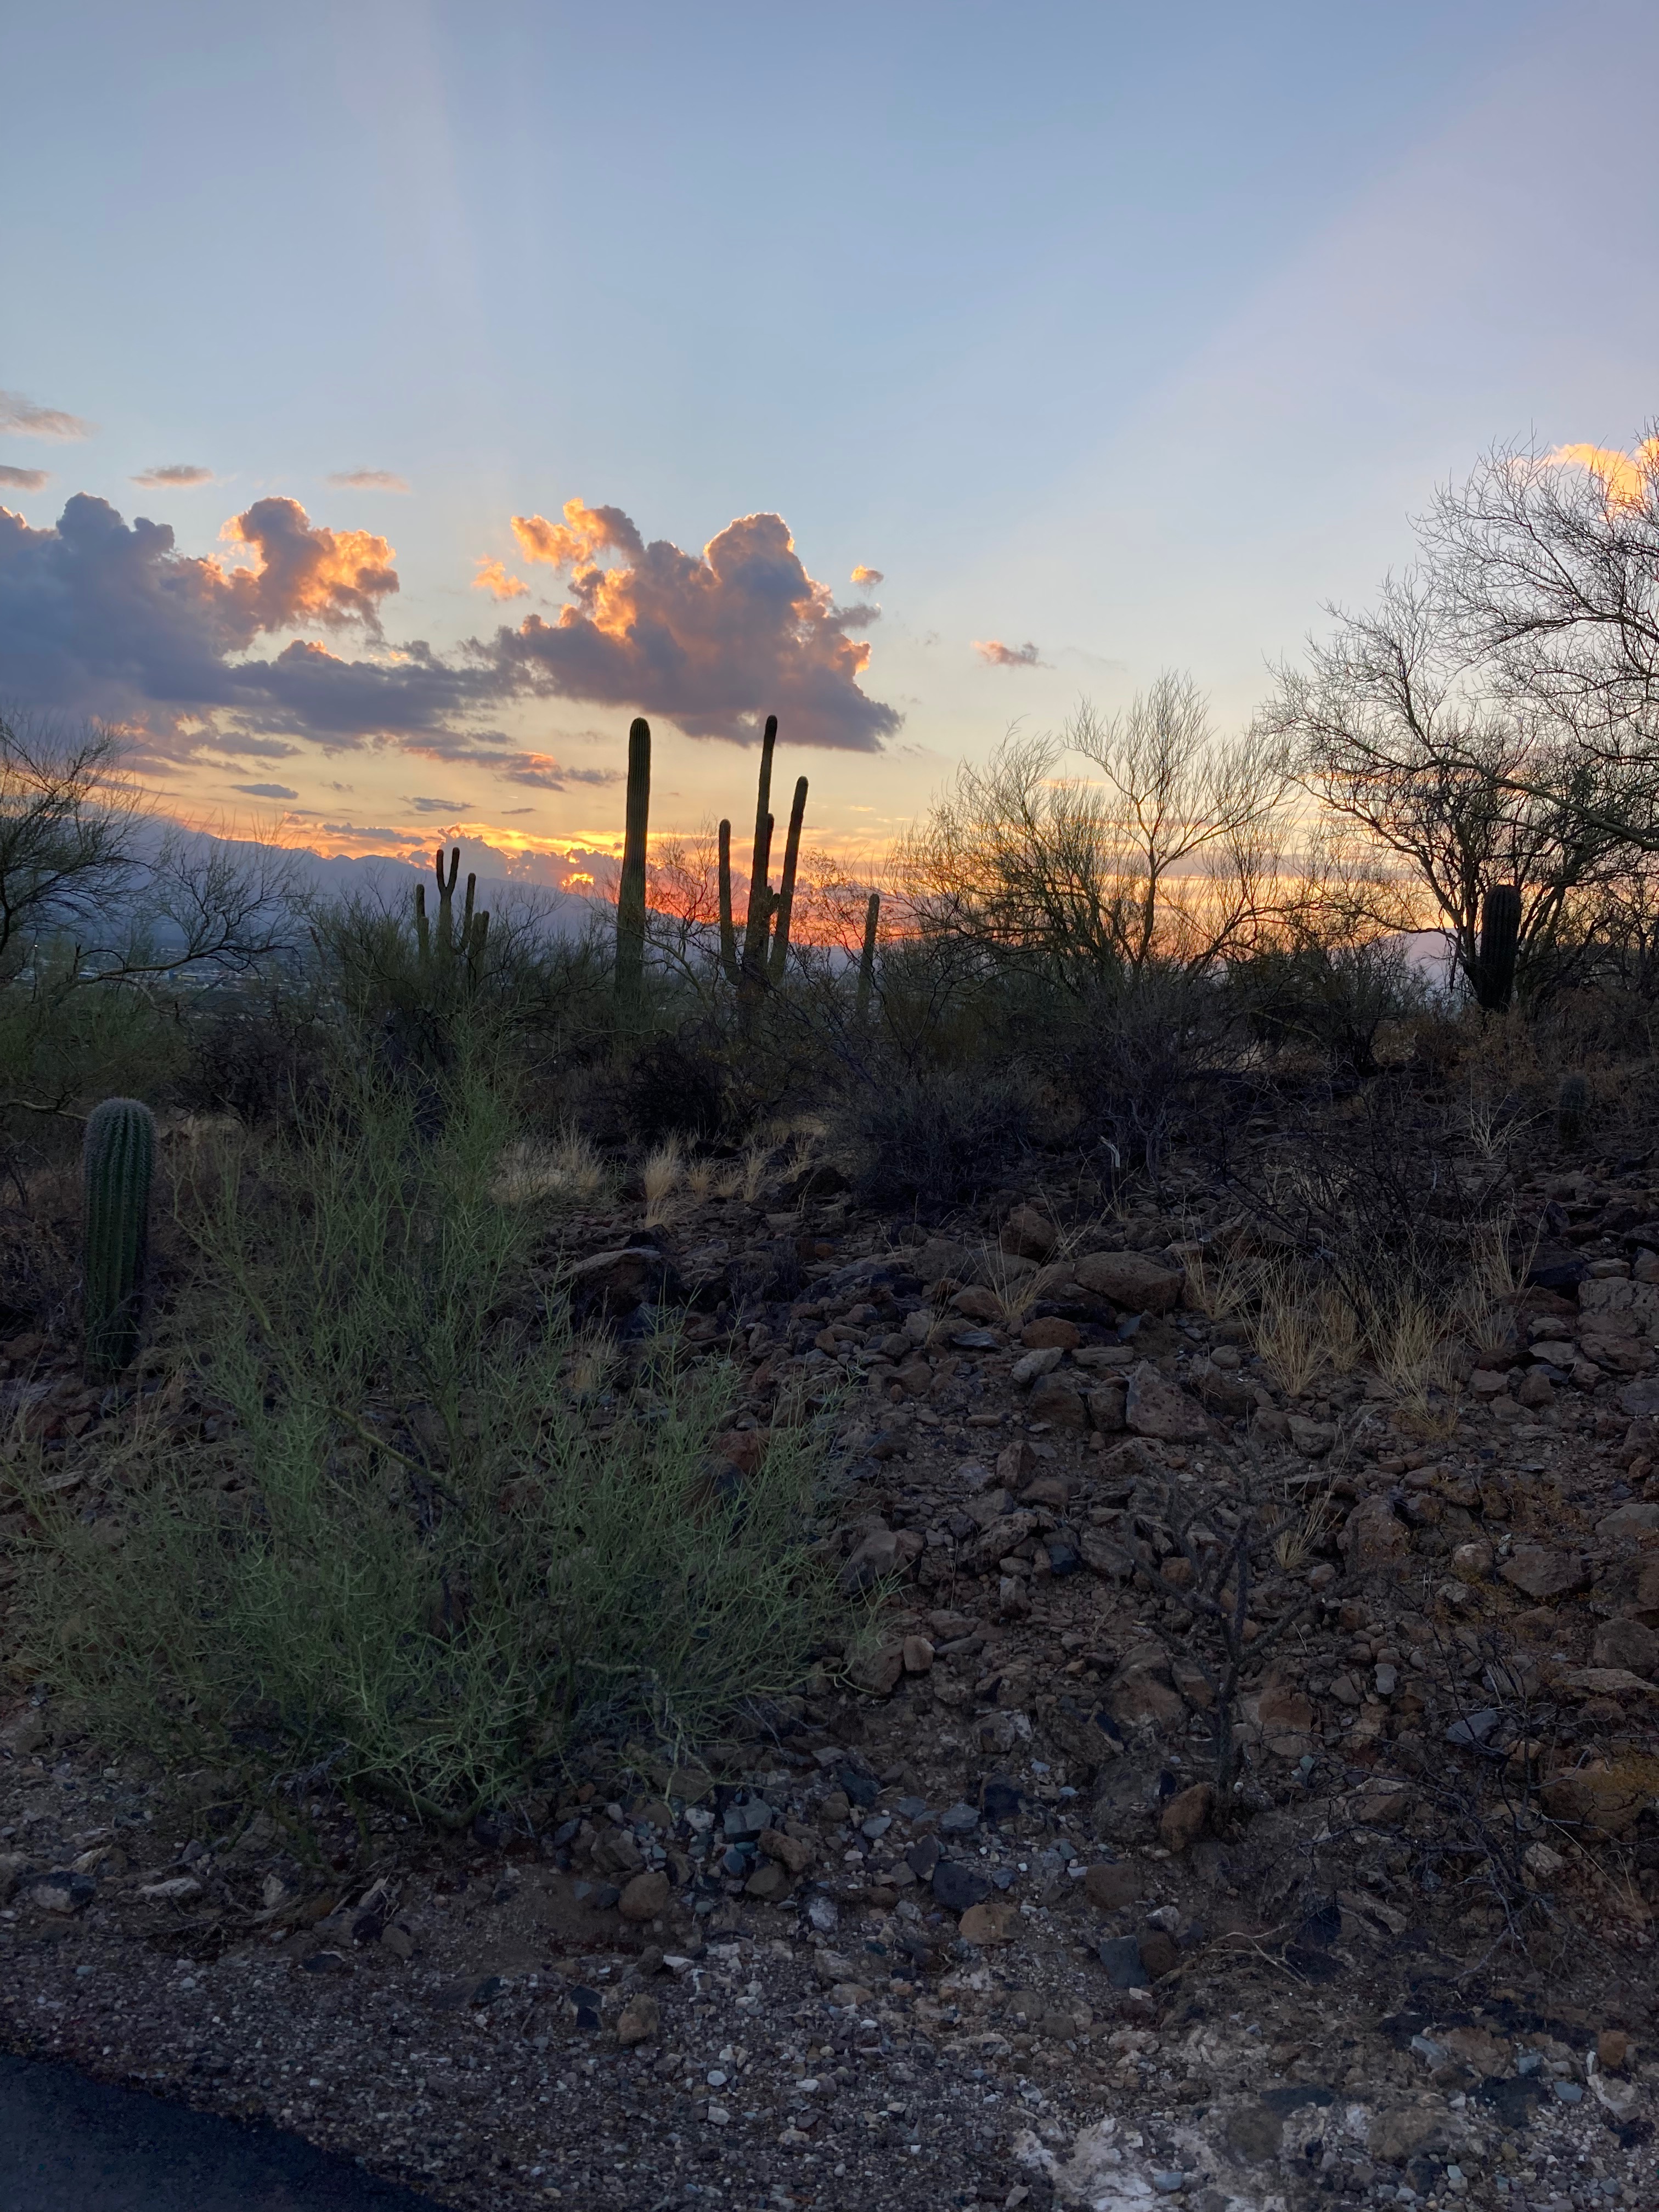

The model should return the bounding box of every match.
[973,638,1046,669]
[1548,438,1659,514]
[233,781,299,799]
[473,556,528,601]
[496,498,899,751]
[0,465,49,492]
[0,390,94,439]
[328,469,410,492]
[132,464,213,488]
[850,565,884,586]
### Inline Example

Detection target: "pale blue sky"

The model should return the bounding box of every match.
[4,0,1657,865]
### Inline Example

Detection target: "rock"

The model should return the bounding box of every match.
[381,1922,415,1959]
[22,1871,94,1915]
[1158,1782,1214,1852]
[1368,2106,1444,2164]
[1022,1316,1079,1350]
[839,1526,902,1595]
[848,1643,905,1696]
[1097,1934,1152,1988]
[0,1705,46,1758]
[1011,1346,1064,1386]
[1074,1251,1184,1312]
[1105,1645,1187,1730]
[997,1575,1031,1620]
[939,1801,980,1835]
[951,1286,1004,1323]
[1286,1414,1335,1458]
[1087,1385,1127,1433]
[1028,1376,1087,1429]
[932,1860,991,1912]
[1451,1538,1494,1583]
[1593,1618,1659,1677]
[1596,1502,1659,1542]
[1001,1205,1057,1262]
[744,1860,794,1903]
[0,1853,25,1905]
[567,1246,679,1318]
[1341,1495,1410,1574]
[1224,2103,1285,2163]
[137,1875,203,1903]
[1598,2029,1630,2070]
[619,1870,672,1922]
[1137,1928,1180,1979]
[1620,1378,1659,1418]
[1516,1368,1555,1408]
[1468,1368,1509,1396]
[1499,1544,1590,1601]
[1083,1860,1139,1910]
[902,1634,934,1673]
[957,1900,1015,1945]
[1540,1765,1650,1839]
[1523,1841,1567,1883]
[1124,1362,1209,1443]
[616,1992,659,2045]
[759,1827,815,1876]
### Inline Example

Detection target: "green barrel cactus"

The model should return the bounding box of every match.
[83,1097,156,1379]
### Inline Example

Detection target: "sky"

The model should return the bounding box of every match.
[4,0,1659,888]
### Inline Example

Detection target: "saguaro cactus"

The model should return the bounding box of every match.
[82,1097,155,1379]
[717,819,739,984]
[414,847,490,996]
[855,890,881,1024]
[1475,884,1522,1011]
[740,715,778,992]
[768,776,809,983]
[616,716,651,1002]
[1558,1071,1588,1148]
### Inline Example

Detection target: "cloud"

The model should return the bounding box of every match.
[328,469,410,492]
[0,390,95,440]
[1548,438,1659,514]
[0,465,49,492]
[399,733,622,790]
[850,565,884,586]
[473,556,528,601]
[407,794,472,814]
[973,637,1047,669]
[132,464,213,488]
[495,498,900,751]
[232,781,299,799]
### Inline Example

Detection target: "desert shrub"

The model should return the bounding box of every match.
[1231,936,1430,1076]
[566,1021,733,1148]
[18,1062,840,1817]
[842,1062,1033,1214]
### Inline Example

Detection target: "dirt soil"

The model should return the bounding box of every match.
[5,1147,1659,2211]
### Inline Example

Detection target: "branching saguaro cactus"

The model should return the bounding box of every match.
[616,716,651,1003]
[83,1097,155,1379]
[855,890,881,1024]
[738,714,780,995]
[1475,884,1522,1012]
[415,847,490,998]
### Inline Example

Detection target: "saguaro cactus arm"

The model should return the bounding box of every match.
[616,716,651,1002]
[82,1097,156,1380]
[718,819,738,984]
[855,889,881,1023]
[740,714,778,990]
[769,775,809,983]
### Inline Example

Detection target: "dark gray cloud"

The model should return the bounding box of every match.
[0,390,95,439]
[0,465,50,492]
[233,781,299,799]
[407,794,472,814]
[132,464,213,488]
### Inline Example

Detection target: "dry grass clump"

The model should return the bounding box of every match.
[641,1136,685,1224]
[493,1128,610,1209]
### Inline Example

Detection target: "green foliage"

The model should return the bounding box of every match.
[26,1066,839,1814]
[81,1096,155,1379]
[616,718,651,1004]
[843,1063,1033,1214]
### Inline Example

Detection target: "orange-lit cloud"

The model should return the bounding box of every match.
[850,565,884,586]
[220,498,400,633]
[328,469,410,492]
[472,555,528,601]
[973,637,1045,668]
[0,465,49,492]
[132,464,213,488]
[1548,438,1659,512]
[511,498,645,571]
[492,499,899,751]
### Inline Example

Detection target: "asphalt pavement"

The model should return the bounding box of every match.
[0,2054,445,2211]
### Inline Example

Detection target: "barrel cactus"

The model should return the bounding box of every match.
[83,1097,156,1379]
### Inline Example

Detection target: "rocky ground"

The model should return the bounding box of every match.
[4,1141,1659,2211]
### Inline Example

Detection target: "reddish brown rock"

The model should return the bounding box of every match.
[1022,1316,1080,1351]
[1029,1375,1087,1429]
[1341,1496,1410,1575]
[1158,1782,1214,1852]
[1074,1251,1184,1313]
[1500,1544,1590,1602]
[1124,1362,1209,1443]
[1001,1205,1058,1262]
[618,1870,671,1922]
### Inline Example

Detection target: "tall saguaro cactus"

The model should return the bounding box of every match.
[739,714,778,993]
[768,775,809,983]
[717,819,739,984]
[82,1097,156,1380]
[616,716,652,1003]
[1475,884,1522,1012]
[414,847,490,997]
[855,890,881,1024]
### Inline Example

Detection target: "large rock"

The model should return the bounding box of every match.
[1539,1765,1650,1840]
[1104,1644,1186,1730]
[1087,1385,1127,1433]
[1341,1495,1410,1575]
[1500,1544,1590,1601]
[618,1870,671,1921]
[1124,1362,1209,1443]
[1158,1782,1214,1852]
[1593,1618,1659,1678]
[1028,1376,1087,1429]
[1597,1502,1659,1543]
[1001,1205,1057,1262]
[567,1246,680,1318]
[1073,1251,1184,1313]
